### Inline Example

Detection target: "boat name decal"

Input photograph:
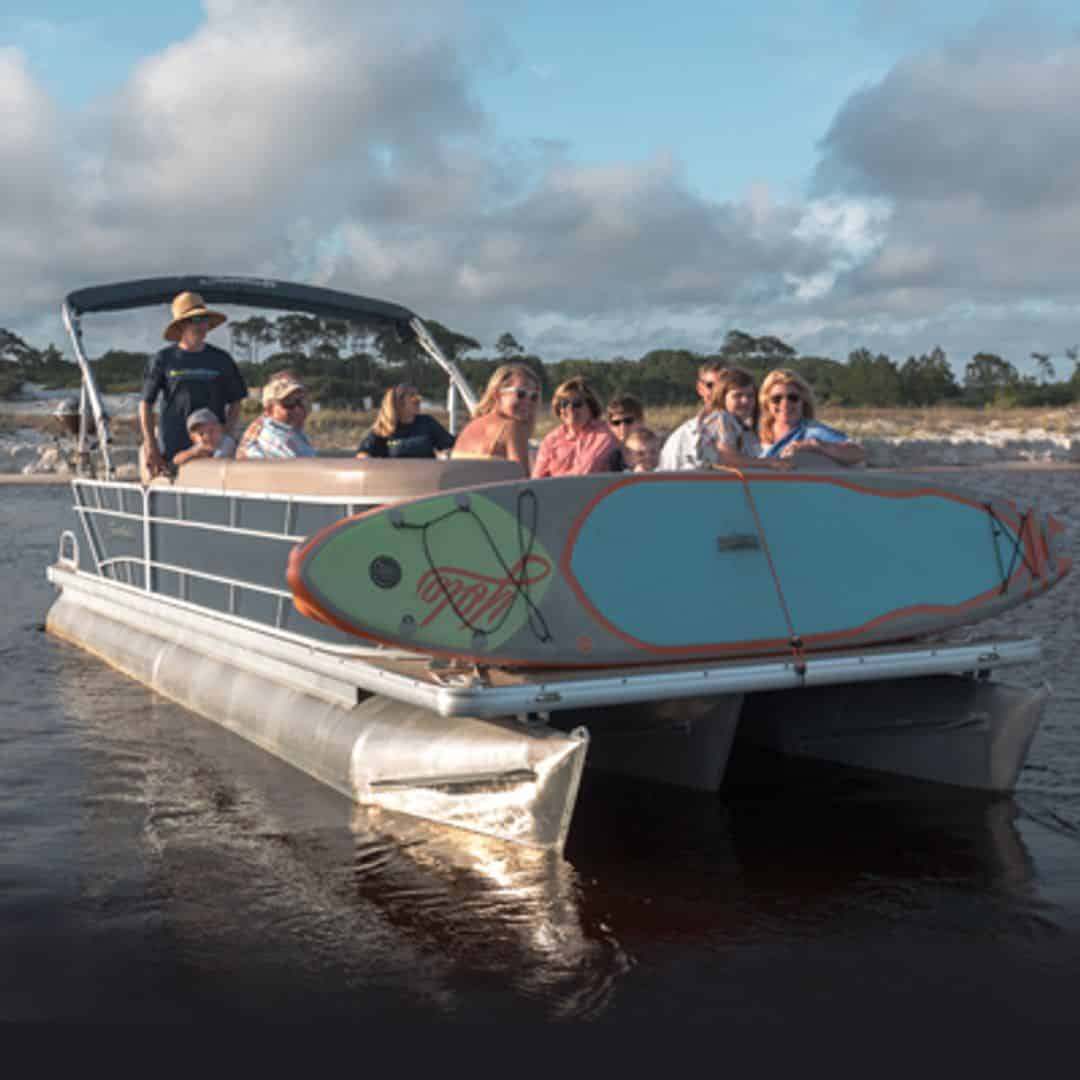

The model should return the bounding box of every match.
[415,555,552,628]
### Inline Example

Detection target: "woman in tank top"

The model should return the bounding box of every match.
[452,363,541,476]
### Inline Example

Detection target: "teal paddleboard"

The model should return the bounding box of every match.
[288,470,1069,668]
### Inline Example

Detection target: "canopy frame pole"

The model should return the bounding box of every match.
[61,301,115,480]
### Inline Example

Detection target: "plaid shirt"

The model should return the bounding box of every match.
[238,417,316,459]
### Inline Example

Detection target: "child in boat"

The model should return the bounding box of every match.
[172,408,237,466]
[621,426,661,472]
[700,367,790,472]
[605,393,646,444]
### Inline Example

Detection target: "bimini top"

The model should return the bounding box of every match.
[63,275,417,333]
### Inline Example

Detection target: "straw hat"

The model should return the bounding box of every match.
[164,291,227,342]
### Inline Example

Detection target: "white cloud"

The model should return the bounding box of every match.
[5,4,1080,377]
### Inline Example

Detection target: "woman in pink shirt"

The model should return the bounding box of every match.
[532,377,621,477]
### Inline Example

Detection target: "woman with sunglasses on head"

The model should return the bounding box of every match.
[356,384,455,459]
[451,363,541,476]
[236,370,317,459]
[532,376,621,478]
[759,368,864,466]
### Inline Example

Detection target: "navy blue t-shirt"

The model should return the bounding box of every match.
[141,344,248,461]
[356,415,455,459]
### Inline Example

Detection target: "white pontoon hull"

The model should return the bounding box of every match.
[47,558,1046,850]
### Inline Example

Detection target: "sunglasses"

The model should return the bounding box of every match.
[279,396,307,409]
[769,393,802,405]
[186,315,210,325]
[501,386,540,402]
[608,416,636,427]
[556,397,587,412]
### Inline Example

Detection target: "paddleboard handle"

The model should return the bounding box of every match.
[717,533,761,552]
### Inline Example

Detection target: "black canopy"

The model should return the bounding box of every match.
[64,275,418,332]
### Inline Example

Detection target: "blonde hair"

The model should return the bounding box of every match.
[551,376,602,421]
[471,363,541,421]
[702,367,760,428]
[372,384,419,438]
[758,368,816,444]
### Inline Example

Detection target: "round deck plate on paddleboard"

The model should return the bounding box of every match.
[288,470,1070,668]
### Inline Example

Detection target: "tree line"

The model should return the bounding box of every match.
[3,318,1079,409]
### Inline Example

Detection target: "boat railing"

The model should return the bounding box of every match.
[65,478,426,662]
[67,455,521,643]
[70,476,375,629]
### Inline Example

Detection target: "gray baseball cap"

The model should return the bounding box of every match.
[186,407,222,431]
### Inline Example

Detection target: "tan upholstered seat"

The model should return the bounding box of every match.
[170,455,524,497]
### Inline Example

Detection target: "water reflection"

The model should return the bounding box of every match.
[348,809,630,1018]
[566,761,1040,949]
[44,645,630,1019]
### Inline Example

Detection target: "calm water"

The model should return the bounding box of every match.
[3,473,1079,1026]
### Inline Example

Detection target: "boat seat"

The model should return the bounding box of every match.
[167,455,524,498]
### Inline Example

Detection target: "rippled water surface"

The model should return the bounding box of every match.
[3,473,1079,1026]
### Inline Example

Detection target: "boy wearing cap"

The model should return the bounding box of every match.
[140,291,248,478]
[172,408,238,467]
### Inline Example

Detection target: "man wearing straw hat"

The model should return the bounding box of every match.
[139,291,248,478]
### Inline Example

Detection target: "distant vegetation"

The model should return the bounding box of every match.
[3,319,1079,410]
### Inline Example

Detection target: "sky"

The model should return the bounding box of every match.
[4,0,1080,378]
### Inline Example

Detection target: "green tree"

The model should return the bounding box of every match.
[424,320,482,364]
[495,332,524,359]
[964,352,1019,402]
[899,347,960,405]
[0,328,34,365]
[1031,352,1055,384]
[720,330,797,368]
[275,314,321,356]
[839,348,903,406]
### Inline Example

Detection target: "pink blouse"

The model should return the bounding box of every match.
[532,419,620,477]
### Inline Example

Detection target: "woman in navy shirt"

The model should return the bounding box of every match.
[356,384,455,459]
